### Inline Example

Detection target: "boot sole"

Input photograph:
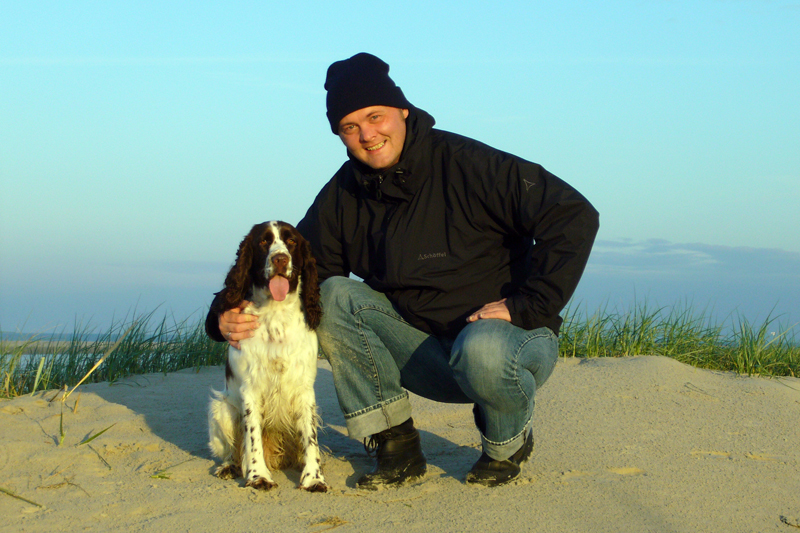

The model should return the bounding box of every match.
[356,460,427,490]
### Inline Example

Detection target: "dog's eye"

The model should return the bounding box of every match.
[286,238,296,246]
[259,240,268,247]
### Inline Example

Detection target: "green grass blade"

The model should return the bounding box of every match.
[150,457,195,479]
[58,401,65,446]
[30,356,45,396]
[79,423,117,446]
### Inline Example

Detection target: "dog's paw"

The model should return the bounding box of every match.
[300,470,328,493]
[301,480,328,493]
[216,464,242,480]
[246,476,278,491]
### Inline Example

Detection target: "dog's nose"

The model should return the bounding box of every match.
[271,253,289,269]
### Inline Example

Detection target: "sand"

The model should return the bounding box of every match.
[1,356,798,532]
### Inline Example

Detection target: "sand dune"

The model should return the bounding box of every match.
[2,356,798,532]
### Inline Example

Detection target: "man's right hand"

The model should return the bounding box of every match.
[218,301,258,349]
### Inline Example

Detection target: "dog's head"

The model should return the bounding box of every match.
[218,221,321,329]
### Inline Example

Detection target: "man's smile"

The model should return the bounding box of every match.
[338,106,409,170]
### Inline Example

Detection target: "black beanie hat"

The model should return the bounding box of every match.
[325,53,412,134]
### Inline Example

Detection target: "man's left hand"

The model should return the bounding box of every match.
[467,298,511,323]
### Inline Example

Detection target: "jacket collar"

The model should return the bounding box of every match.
[349,107,436,201]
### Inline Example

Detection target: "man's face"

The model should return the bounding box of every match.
[337,106,409,170]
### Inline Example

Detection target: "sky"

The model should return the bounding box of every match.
[1,1,798,336]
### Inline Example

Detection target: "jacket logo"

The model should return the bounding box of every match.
[418,252,447,261]
[523,179,536,191]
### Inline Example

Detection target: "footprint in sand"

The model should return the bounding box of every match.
[690,450,732,459]
[691,451,784,462]
[559,467,645,483]
[745,453,781,462]
[560,470,593,480]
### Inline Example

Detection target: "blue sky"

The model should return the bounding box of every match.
[1,1,798,334]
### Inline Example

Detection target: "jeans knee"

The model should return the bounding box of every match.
[317,277,353,350]
[452,337,505,376]
[319,276,356,310]
[450,322,512,398]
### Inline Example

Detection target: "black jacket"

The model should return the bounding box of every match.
[294,107,599,338]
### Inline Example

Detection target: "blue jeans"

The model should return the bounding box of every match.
[317,277,559,461]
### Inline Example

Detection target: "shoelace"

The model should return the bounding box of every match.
[363,431,391,457]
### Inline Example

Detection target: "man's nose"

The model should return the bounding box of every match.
[360,124,376,142]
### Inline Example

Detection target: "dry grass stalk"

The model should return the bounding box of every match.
[0,486,43,508]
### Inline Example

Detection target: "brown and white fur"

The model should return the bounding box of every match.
[208,220,327,492]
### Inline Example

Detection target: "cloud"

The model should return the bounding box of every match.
[587,239,800,282]
[573,239,800,327]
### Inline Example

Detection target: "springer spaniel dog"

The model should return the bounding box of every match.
[207,220,327,492]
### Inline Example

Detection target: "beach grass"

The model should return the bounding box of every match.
[1,302,797,399]
[1,310,227,399]
[559,301,799,377]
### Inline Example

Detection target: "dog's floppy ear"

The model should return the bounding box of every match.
[218,225,258,311]
[298,234,322,330]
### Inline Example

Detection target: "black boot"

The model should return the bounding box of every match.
[465,430,534,487]
[356,418,427,490]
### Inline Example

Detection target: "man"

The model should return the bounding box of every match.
[208,53,599,488]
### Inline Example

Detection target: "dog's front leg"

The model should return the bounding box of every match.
[240,390,277,490]
[297,395,328,492]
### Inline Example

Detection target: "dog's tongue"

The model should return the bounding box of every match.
[269,276,290,301]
